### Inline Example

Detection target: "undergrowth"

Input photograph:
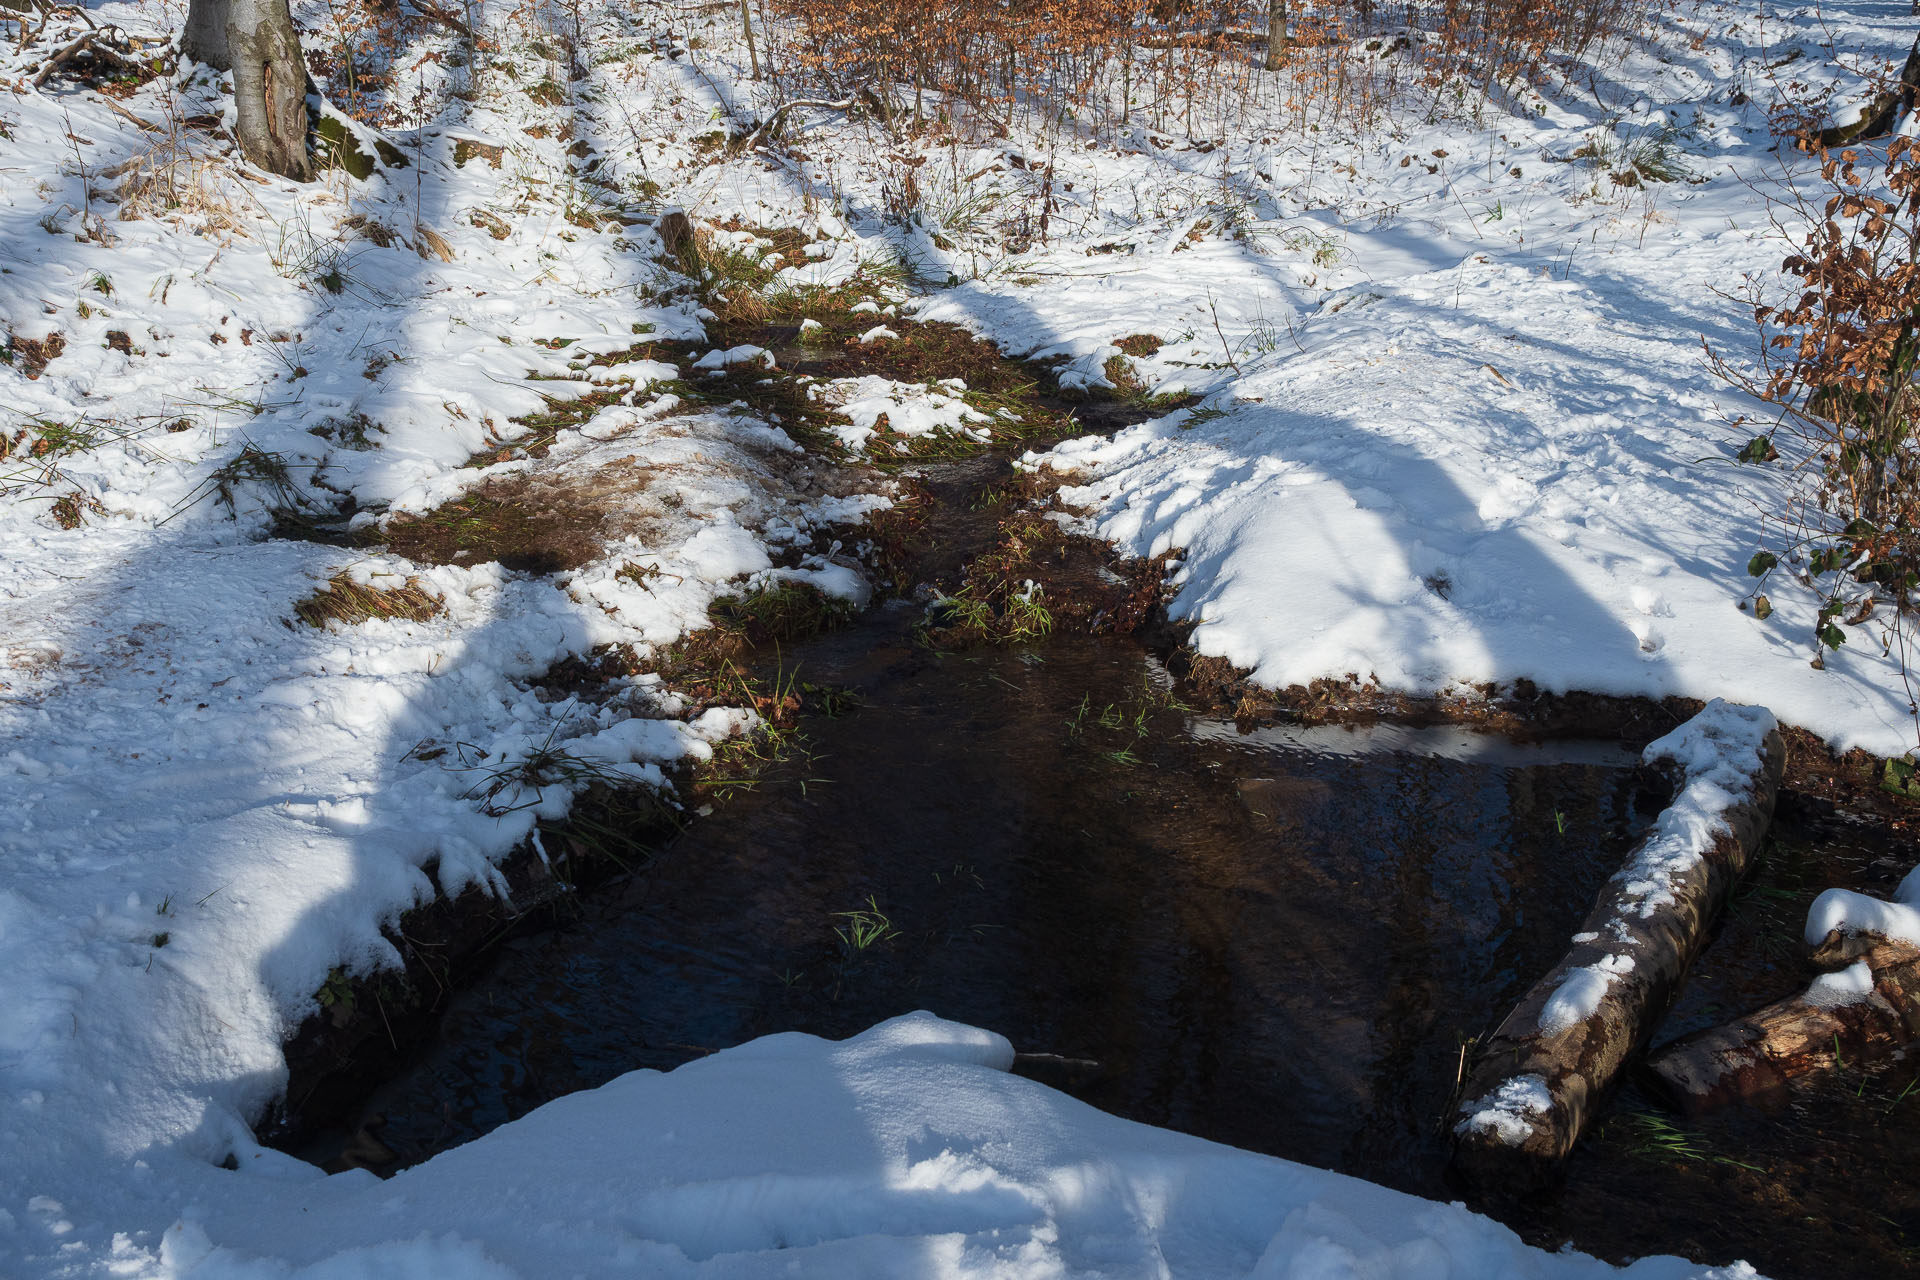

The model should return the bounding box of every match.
[293,571,440,628]
[710,580,858,643]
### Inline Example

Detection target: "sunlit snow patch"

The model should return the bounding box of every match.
[1456,1072,1554,1145]
[812,375,991,453]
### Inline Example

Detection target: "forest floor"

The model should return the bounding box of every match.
[2,0,1917,1275]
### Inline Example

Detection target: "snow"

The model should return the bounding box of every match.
[693,344,776,371]
[1,0,1910,1272]
[1614,701,1778,917]
[813,375,991,453]
[1806,960,1877,1010]
[1540,954,1637,1034]
[1805,865,1920,949]
[1455,1074,1554,1147]
[56,1014,1760,1279]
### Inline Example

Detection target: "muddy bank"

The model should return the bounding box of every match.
[1165,640,1920,836]
[254,289,1920,1278]
[295,620,1656,1189]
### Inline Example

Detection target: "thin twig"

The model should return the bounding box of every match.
[30,29,92,86]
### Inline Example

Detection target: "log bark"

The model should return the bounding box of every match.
[1647,934,1920,1111]
[227,0,312,180]
[1451,703,1784,1191]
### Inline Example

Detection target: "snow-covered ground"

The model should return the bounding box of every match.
[2,0,1913,1273]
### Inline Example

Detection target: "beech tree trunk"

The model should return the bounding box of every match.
[182,0,231,70]
[1647,934,1920,1111]
[1264,0,1287,70]
[227,0,313,180]
[1451,708,1784,1191]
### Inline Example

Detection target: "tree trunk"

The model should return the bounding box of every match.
[228,0,312,180]
[1647,935,1920,1111]
[1264,0,1287,71]
[1451,703,1784,1191]
[181,0,231,70]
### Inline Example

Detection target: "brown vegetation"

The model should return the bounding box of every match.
[293,571,441,628]
[763,0,1653,138]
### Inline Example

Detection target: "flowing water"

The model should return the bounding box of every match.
[295,447,1920,1279]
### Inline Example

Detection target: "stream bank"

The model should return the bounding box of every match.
[266,307,1920,1280]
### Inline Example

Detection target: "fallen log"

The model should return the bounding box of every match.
[1451,700,1784,1191]
[735,95,861,153]
[29,27,93,85]
[1819,34,1920,147]
[1647,874,1920,1111]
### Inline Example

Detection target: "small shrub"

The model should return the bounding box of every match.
[1718,132,1920,677]
[710,580,857,643]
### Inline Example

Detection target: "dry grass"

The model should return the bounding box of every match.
[378,479,616,573]
[294,571,441,628]
[111,135,257,240]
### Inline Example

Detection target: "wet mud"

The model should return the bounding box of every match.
[281,361,1920,1280]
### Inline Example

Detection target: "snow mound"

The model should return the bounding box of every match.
[1805,864,1920,949]
[146,1014,1757,1279]
[812,375,991,453]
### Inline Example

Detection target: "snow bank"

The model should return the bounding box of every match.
[898,55,1920,758]
[140,1014,1759,1279]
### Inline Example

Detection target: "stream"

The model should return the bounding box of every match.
[290,406,1920,1279]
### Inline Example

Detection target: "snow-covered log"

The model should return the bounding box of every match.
[1647,873,1920,1110]
[1451,701,1785,1190]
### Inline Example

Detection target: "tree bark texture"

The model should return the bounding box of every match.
[181,0,231,71]
[1264,0,1287,70]
[227,0,312,180]
[1647,934,1920,1112]
[1451,706,1784,1192]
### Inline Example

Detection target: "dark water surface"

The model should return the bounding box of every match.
[311,606,1920,1277]
[315,606,1639,1181]
[303,438,1920,1277]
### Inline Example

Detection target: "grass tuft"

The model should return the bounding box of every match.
[294,571,440,629]
[710,580,858,644]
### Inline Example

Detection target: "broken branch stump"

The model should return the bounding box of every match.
[1647,875,1920,1110]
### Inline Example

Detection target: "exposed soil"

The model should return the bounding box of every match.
[381,483,621,573]
[263,296,1920,1280]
